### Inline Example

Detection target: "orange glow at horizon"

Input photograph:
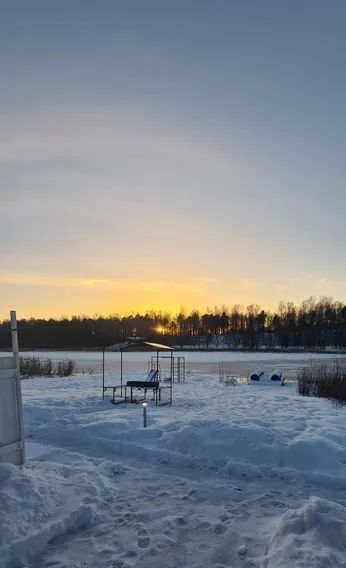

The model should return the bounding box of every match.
[1,270,343,320]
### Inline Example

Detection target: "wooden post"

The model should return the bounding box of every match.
[10,311,25,464]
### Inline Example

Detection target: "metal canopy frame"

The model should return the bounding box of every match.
[149,354,186,383]
[102,340,174,405]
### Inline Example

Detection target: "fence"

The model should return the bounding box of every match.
[0,311,25,465]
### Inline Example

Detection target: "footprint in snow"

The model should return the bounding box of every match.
[107,561,130,568]
[122,550,138,559]
[214,523,228,535]
[237,544,248,558]
[137,528,150,548]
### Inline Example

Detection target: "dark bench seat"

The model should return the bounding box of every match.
[127,380,160,389]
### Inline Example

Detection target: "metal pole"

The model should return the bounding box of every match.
[102,348,105,399]
[120,349,123,395]
[170,351,173,405]
[143,402,147,427]
[10,311,25,464]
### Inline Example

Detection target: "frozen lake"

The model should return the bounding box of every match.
[19,349,346,381]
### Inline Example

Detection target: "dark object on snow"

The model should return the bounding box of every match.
[127,368,159,389]
[250,369,264,381]
[127,380,160,389]
[127,368,170,405]
[270,370,283,381]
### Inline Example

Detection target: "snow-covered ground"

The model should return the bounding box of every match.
[1,355,346,567]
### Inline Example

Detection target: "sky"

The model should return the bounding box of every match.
[1,0,346,319]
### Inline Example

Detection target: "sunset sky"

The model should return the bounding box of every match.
[1,0,346,319]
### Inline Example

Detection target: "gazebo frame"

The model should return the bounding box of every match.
[102,340,174,405]
[149,354,186,383]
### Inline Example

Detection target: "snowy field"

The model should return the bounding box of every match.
[1,354,346,567]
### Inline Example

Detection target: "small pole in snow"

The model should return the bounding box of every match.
[102,347,105,399]
[143,402,147,428]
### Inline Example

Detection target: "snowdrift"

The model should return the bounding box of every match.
[262,496,346,567]
[0,453,118,567]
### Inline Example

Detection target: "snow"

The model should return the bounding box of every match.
[0,455,117,568]
[263,497,346,567]
[1,354,346,567]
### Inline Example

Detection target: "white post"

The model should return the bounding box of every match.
[10,311,25,464]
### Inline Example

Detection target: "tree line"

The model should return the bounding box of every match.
[1,296,346,351]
